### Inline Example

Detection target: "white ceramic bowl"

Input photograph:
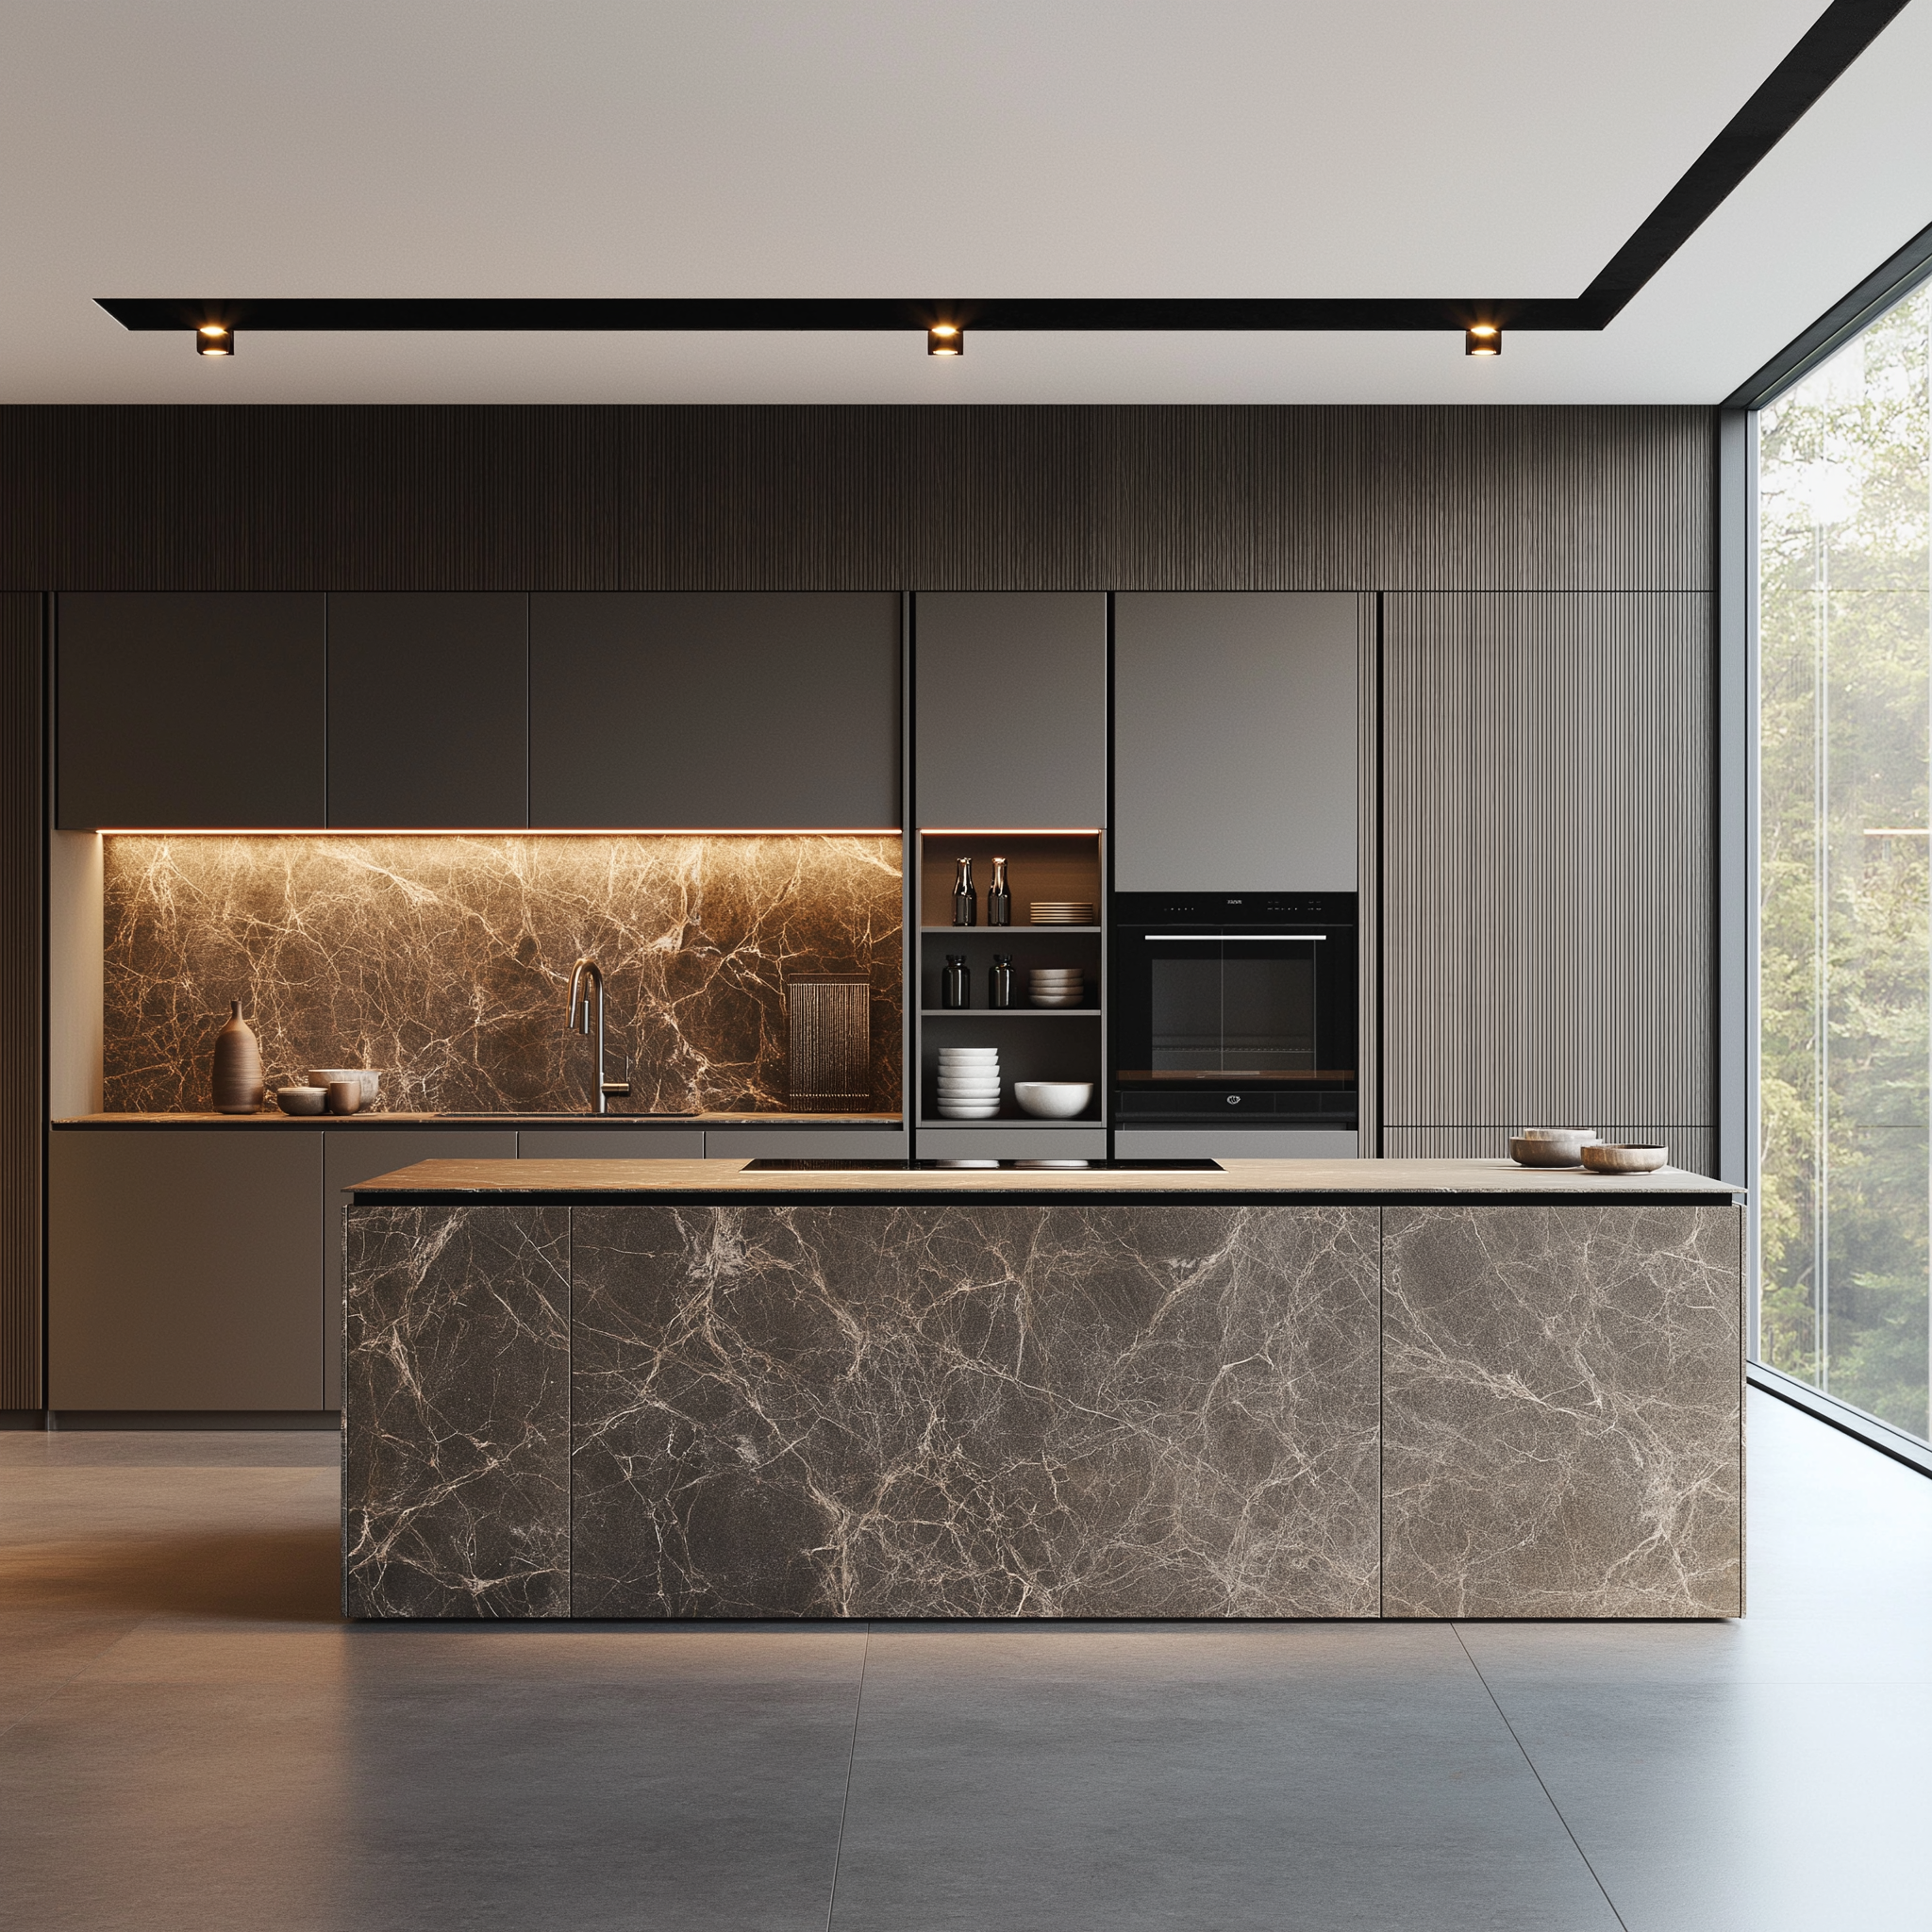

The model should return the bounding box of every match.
[1013,1081,1094,1119]
[938,1048,1000,1060]
[938,1077,1001,1091]
[275,1086,327,1116]
[937,1101,1000,1118]
[308,1068,379,1106]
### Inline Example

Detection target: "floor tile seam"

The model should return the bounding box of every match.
[1449,1621,1631,1932]
[822,1620,871,1932]
[0,1616,159,1746]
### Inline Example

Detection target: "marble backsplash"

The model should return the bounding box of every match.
[103,835,902,1114]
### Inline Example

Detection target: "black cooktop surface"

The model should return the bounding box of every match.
[741,1158,1224,1173]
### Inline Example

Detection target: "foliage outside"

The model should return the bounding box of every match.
[1759,284,1930,1439]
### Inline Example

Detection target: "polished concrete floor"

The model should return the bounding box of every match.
[2,1390,1927,1932]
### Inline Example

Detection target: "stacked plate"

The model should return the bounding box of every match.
[1029,902,1095,925]
[937,1046,1002,1119]
[1029,969,1085,1008]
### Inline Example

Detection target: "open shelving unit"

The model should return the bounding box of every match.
[913,831,1107,1157]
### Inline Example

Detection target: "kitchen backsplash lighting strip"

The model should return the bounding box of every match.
[102,833,902,1115]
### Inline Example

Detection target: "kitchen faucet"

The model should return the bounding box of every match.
[566,958,631,1115]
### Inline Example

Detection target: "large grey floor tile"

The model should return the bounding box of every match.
[829,1623,1621,1932]
[1481,1678,1932,1932]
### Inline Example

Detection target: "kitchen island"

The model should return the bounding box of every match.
[341,1158,1744,1623]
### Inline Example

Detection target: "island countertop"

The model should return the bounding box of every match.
[343,1155,1743,1203]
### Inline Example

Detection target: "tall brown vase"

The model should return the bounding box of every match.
[211,1001,264,1114]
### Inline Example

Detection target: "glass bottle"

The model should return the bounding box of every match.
[941,954,970,1008]
[988,954,1013,1009]
[988,856,1011,927]
[952,858,976,926]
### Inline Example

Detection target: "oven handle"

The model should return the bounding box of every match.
[1141,934,1328,941]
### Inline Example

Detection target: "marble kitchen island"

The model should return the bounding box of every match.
[341,1158,1745,1623]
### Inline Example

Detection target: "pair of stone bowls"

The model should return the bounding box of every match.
[1508,1128,1668,1174]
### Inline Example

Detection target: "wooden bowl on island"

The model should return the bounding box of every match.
[1580,1142,1669,1174]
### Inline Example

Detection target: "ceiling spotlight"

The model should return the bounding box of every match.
[1465,325,1500,358]
[195,323,233,358]
[927,324,962,358]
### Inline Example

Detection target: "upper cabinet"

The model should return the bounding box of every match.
[529,593,902,828]
[326,593,528,827]
[1113,593,1362,891]
[58,593,325,829]
[912,593,1107,829]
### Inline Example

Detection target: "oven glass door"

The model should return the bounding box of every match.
[1116,924,1356,1122]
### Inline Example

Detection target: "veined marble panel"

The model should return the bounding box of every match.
[1381,1204,1743,1619]
[103,834,902,1114]
[570,1204,1382,1619]
[344,1205,572,1618]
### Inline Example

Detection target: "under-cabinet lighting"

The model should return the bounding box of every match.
[927,324,963,357]
[919,827,1102,836]
[1464,325,1500,357]
[94,826,907,838]
[195,324,233,357]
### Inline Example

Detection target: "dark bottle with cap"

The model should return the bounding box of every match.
[987,857,1011,927]
[952,858,976,926]
[941,955,970,1008]
[988,954,1013,1009]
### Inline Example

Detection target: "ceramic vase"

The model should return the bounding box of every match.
[211,1001,264,1114]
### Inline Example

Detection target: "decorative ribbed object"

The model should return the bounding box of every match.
[210,1001,264,1114]
[786,976,871,1112]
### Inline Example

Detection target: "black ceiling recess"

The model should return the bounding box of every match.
[97,0,1910,344]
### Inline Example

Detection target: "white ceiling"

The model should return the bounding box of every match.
[3,0,1928,405]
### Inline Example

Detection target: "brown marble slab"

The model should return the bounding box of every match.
[569,1205,1382,1618]
[103,833,902,1115]
[1380,1203,1744,1619]
[343,1205,572,1618]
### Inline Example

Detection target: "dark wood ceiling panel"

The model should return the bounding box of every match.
[0,405,1712,593]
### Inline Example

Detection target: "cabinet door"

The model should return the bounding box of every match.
[1113,593,1359,891]
[913,593,1106,828]
[529,593,901,828]
[325,593,528,827]
[49,1130,325,1410]
[58,593,325,829]
[323,1128,517,1407]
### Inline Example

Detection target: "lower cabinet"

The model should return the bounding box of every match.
[49,1131,325,1411]
[323,1130,518,1408]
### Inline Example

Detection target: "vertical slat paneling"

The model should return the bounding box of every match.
[1381,592,1714,1132]
[0,593,42,1407]
[0,406,1713,593]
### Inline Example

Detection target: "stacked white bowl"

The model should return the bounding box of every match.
[1028,969,1085,1008]
[936,1046,1002,1119]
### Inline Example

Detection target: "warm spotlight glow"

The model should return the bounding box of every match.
[1465,325,1500,358]
[927,324,963,357]
[196,324,232,358]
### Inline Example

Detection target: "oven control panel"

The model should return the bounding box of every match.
[1114,891,1356,926]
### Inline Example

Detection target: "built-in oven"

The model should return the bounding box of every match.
[1111,891,1357,1130]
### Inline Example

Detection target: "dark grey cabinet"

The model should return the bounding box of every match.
[323,1127,518,1407]
[913,593,1106,828]
[58,593,326,829]
[529,593,901,828]
[1112,593,1361,891]
[49,1130,325,1409]
[325,594,528,827]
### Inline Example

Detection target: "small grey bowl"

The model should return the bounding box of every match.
[1509,1131,1594,1167]
[1581,1142,1669,1174]
[275,1085,327,1116]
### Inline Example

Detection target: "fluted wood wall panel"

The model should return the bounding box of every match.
[0,406,1709,593]
[1,593,42,1408]
[1381,592,1714,1134]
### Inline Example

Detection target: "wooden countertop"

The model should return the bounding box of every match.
[344,1157,1744,1202]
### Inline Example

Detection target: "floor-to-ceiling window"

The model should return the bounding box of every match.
[1760,281,1931,1438]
